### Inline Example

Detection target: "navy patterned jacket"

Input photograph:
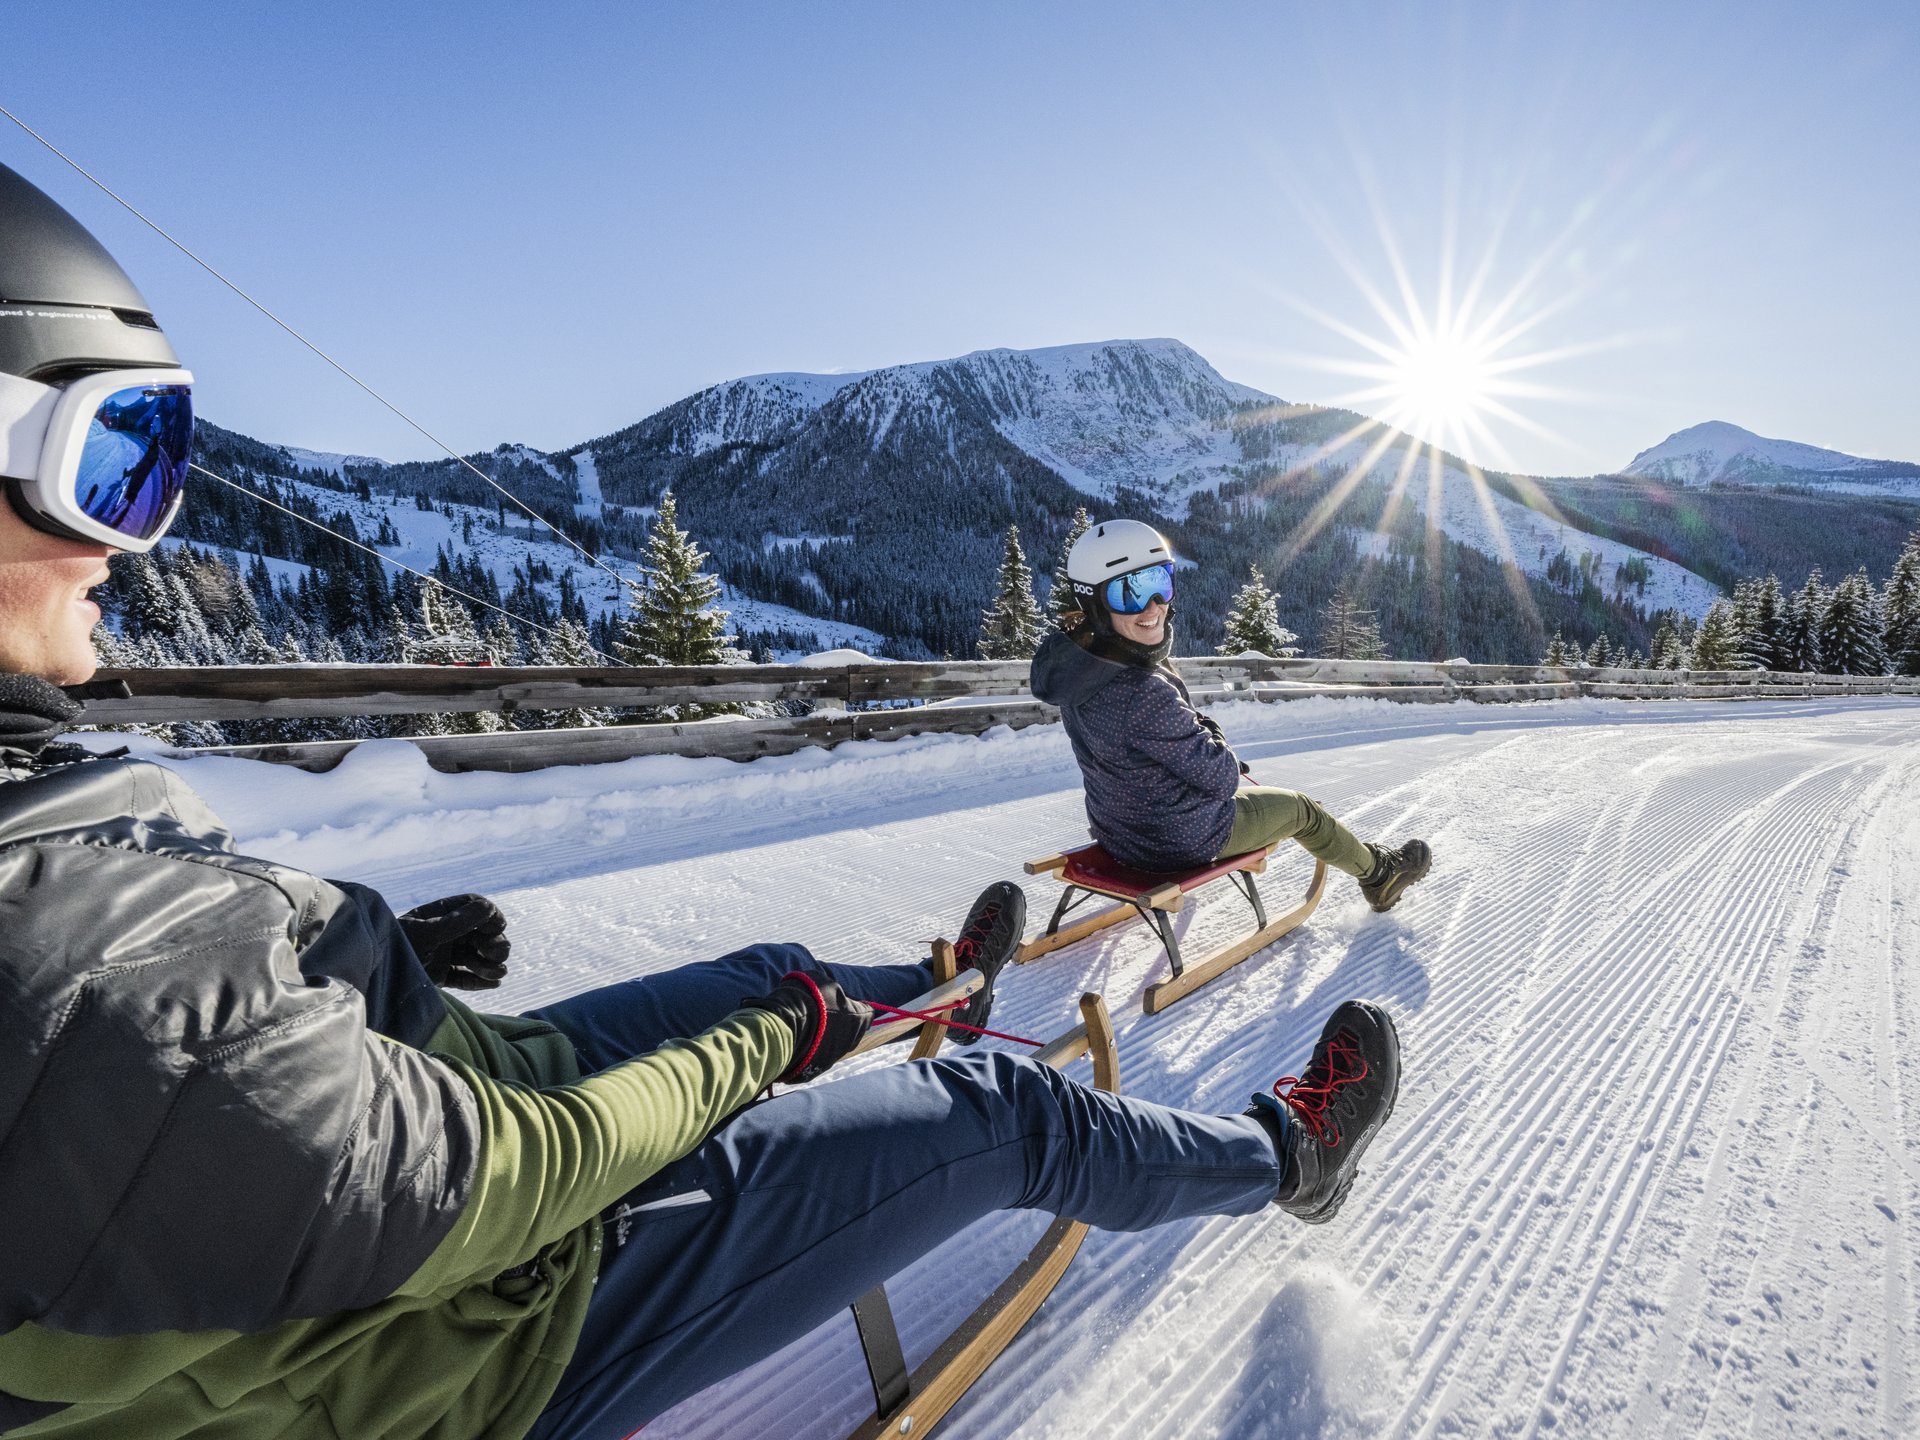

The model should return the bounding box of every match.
[1030,627,1240,871]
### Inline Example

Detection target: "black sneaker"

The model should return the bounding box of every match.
[1359,839,1432,913]
[1248,1000,1401,1224]
[947,881,1026,1045]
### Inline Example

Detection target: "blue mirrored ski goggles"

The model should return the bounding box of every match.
[1103,562,1175,614]
[0,367,194,551]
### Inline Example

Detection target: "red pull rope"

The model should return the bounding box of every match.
[867,997,1043,1049]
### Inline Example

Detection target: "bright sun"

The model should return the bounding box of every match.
[1386,331,1498,447]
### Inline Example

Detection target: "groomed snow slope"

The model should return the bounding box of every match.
[161,696,1920,1439]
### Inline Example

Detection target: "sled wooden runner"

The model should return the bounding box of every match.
[1020,842,1329,1015]
[844,992,1120,1440]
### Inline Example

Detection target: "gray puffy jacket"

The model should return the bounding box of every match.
[1030,628,1240,870]
[0,678,477,1343]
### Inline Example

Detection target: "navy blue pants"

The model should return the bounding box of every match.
[523,943,1279,1440]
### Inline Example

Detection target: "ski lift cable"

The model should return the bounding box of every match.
[189,461,622,664]
[1,105,633,591]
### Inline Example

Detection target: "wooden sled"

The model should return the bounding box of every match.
[843,992,1120,1440]
[1020,843,1328,1015]
[847,938,974,1063]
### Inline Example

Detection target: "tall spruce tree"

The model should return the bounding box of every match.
[615,492,744,718]
[1817,568,1889,676]
[1219,564,1299,657]
[1585,634,1613,668]
[977,525,1043,660]
[615,492,742,668]
[1781,570,1826,674]
[1051,506,1092,628]
[1649,614,1680,669]
[1881,529,1920,672]
[1689,600,1741,670]
[1543,629,1570,666]
[1745,574,1786,669]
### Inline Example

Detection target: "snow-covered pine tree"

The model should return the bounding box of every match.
[1817,568,1889,676]
[1781,570,1826,674]
[1543,630,1569,666]
[1649,614,1679,668]
[1219,564,1299,657]
[615,491,745,718]
[526,617,612,730]
[977,525,1043,660]
[481,616,523,667]
[409,581,486,665]
[1881,529,1920,673]
[1899,622,1920,679]
[1689,600,1741,670]
[1051,506,1092,628]
[1585,634,1613,668]
[1744,574,1786,670]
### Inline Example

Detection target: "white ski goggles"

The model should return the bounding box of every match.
[0,366,194,552]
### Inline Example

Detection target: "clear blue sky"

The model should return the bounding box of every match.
[5,0,1915,475]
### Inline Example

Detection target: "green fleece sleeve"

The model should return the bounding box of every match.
[399,1007,793,1296]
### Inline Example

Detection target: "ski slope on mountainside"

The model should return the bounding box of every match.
[161,696,1920,1439]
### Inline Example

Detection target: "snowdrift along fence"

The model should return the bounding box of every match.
[77,659,1920,773]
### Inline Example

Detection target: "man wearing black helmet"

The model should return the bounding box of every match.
[0,163,1401,1439]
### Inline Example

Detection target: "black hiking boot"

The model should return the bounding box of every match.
[947,881,1026,1045]
[1359,838,1431,913]
[1247,1000,1401,1224]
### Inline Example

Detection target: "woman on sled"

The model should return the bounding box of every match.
[1030,519,1432,910]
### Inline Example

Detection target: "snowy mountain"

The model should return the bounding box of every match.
[620,339,1270,502]
[1623,421,1920,495]
[188,339,1920,664]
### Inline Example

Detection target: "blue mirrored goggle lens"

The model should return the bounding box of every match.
[74,384,192,542]
[1104,562,1175,614]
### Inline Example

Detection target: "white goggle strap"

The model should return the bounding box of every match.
[0,371,58,485]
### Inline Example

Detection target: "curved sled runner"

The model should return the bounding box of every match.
[843,991,1120,1440]
[1020,843,1328,1014]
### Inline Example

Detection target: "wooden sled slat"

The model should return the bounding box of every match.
[909,940,958,1061]
[850,963,983,1059]
[845,993,1118,1440]
[1019,841,1327,1013]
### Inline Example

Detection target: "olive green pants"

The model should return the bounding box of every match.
[1219,785,1376,877]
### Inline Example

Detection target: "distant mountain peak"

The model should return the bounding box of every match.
[1623,421,1918,491]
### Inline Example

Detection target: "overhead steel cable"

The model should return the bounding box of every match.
[189,460,623,663]
[0,103,633,592]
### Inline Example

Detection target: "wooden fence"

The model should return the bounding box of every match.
[76,657,1920,774]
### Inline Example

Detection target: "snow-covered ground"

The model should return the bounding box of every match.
[140,695,1920,1438]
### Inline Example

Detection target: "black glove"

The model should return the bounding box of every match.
[398,893,511,990]
[741,971,874,1083]
[1196,711,1227,742]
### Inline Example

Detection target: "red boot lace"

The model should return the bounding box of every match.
[951,903,1000,968]
[1271,1031,1369,1146]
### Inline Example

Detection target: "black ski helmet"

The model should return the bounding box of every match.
[0,161,180,381]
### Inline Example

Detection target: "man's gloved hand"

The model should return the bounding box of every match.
[741,971,874,1083]
[1196,711,1227,743]
[398,894,511,990]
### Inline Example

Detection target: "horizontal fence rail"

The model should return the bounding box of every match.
[74,659,1920,774]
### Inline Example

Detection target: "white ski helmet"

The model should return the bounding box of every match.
[1065,519,1174,614]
